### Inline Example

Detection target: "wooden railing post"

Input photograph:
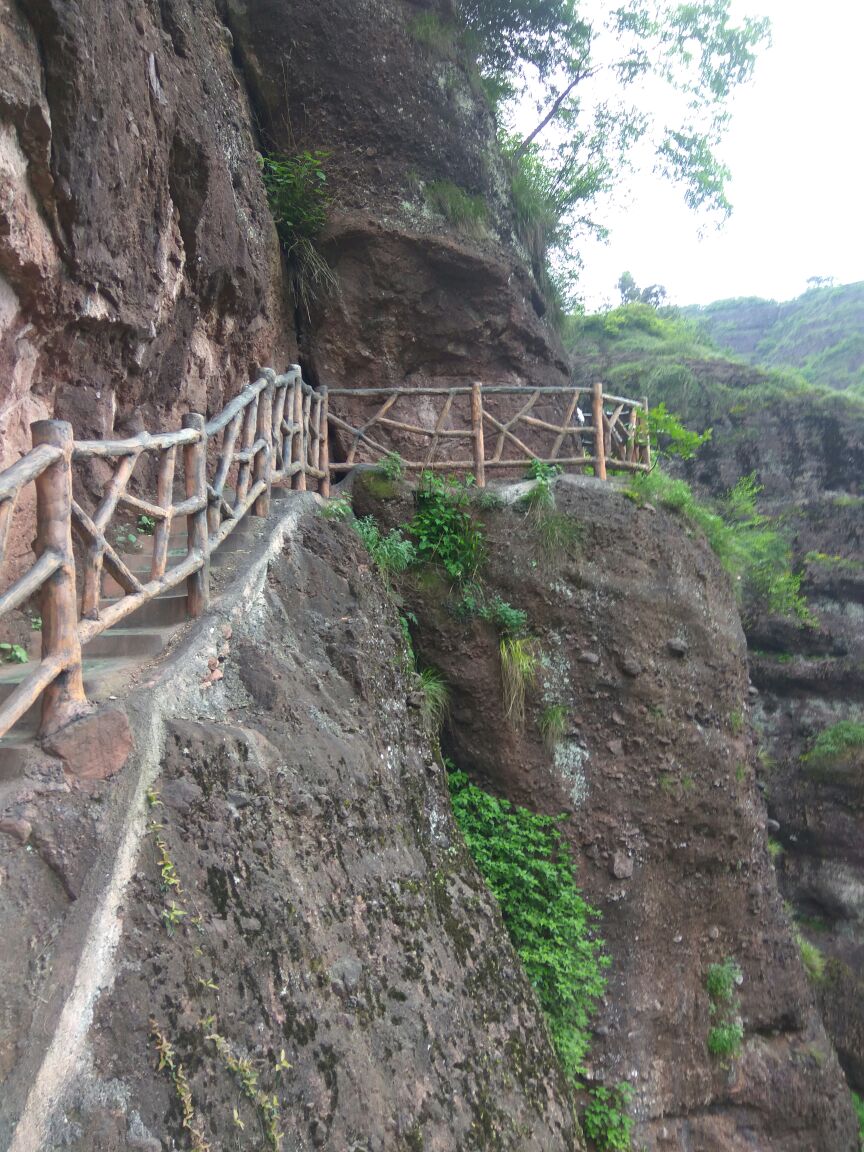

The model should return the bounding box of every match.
[182,414,209,618]
[471,381,486,488]
[592,381,607,481]
[319,386,331,497]
[253,373,274,517]
[641,396,652,470]
[292,369,307,492]
[31,419,87,735]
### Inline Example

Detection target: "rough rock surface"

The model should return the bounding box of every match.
[0,506,582,1151]
[357,470,858,1150]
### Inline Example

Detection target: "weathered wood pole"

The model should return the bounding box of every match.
[641,396,652,470]
[627,406,638,464]
[182,414,209,618]
[592,382,607,481]
[319,387,331,497]
[253,377,274,517]
[32,420,87,734]
[151,446,176,579]
[471,381,486,488]
[292,375,307,492]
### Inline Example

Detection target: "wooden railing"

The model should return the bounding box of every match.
[326,381,650,486]
[0,367,329,740]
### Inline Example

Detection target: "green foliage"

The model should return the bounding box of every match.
[459,586,529,636]
[535,511,582,565]
[448,770,609,1081]
[319,495,352,521]
[707,1020,744,1058]
[425,181,487,236]
[354,516,416,574]
[137,514,156,535]
[378,452,406,482]
[706,957,743,1061]
[582,1083,635,1152]
[418,667,450,731]
[411,471,485,583]
[804,722,864,770]
[408,12,460,55]
[795,930,826,983]
[0,642,28,664]
[706,958,741,1006]
[260,151,336,316]
[767,837,784,861]
[539,704,569,750]
[647,402,712,460]
[626,467,812,623]
[851,1091,864,1151]
[500,635,538,729]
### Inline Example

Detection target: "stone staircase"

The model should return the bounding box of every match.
[0,490,291,772]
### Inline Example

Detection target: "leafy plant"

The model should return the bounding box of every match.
[137,514,156,535]
[706,958,741,1006]
[500,635,538,729]
[767,838,784,861]
[0,642,28,664]
[582,1083,635,1151]
[539,704,569,750]
[354,516,416,575]
[411,471,485,583]
[795,930,826,983]
[707,1020,744,1058]
[448,770,608,1081]
[319,495,353,521]
[30,615,42,632]
[851,1090,864,1151]
[647,402,712,460]
[418,667,450,731]
[378,452,406,482]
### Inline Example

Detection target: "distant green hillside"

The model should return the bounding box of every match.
[683,281,864,393]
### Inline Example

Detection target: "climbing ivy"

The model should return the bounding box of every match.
[448,770,608,1081]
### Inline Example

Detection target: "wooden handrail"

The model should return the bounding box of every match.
[325,382,651,487]
[0,365,329,741]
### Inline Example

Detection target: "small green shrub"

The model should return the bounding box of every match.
[794,928,826,982]
[647,402,712,460]
[418,667,449,731]
[411,471,485,583]
[378,452,406,482]
[767,838,784,861]
[535,511,582,564]
[804,722,864,770]
[137,514,156,535]
[475,488,505,512]
[456,587,529,636]
[426,181,487,236]
[582,1083,635,1151]
[354,516,416,574]
[319,496,352,521]
[0,642,28,664]
[729,709,744,735]
[448,770,609,1081]
[539,704,569,750]
[707,1020,744,1058]
[500,635,538,729]
[706,958,742,1006]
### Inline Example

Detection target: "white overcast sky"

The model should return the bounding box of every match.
[572,0,864,310]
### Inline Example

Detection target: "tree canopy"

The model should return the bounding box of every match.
[442,0,771,309]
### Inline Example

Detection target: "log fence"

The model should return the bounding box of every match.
[326,380,650,484]
[0,371,648,743]
[0,367,328,741]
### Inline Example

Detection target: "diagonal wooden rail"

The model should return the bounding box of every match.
[0,367,329,741]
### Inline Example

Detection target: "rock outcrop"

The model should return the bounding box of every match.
[356,470,858,1150]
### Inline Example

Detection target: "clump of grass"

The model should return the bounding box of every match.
[408,11,459,55]
[500,635,538,729]
[804,721,864,771]
[418,667,449,731]
[706,957,744,1063]
[706,958,742,1005]
[426,180,487,237]
[794,928,826,982]
[539,704,569,750]
[767,837,784,861]
[851,1091,864,1149]
[535,511,582,564]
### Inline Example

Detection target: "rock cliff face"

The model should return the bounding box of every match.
[356,470,858,1150]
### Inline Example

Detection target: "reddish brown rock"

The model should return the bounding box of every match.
[42,707,133,780]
